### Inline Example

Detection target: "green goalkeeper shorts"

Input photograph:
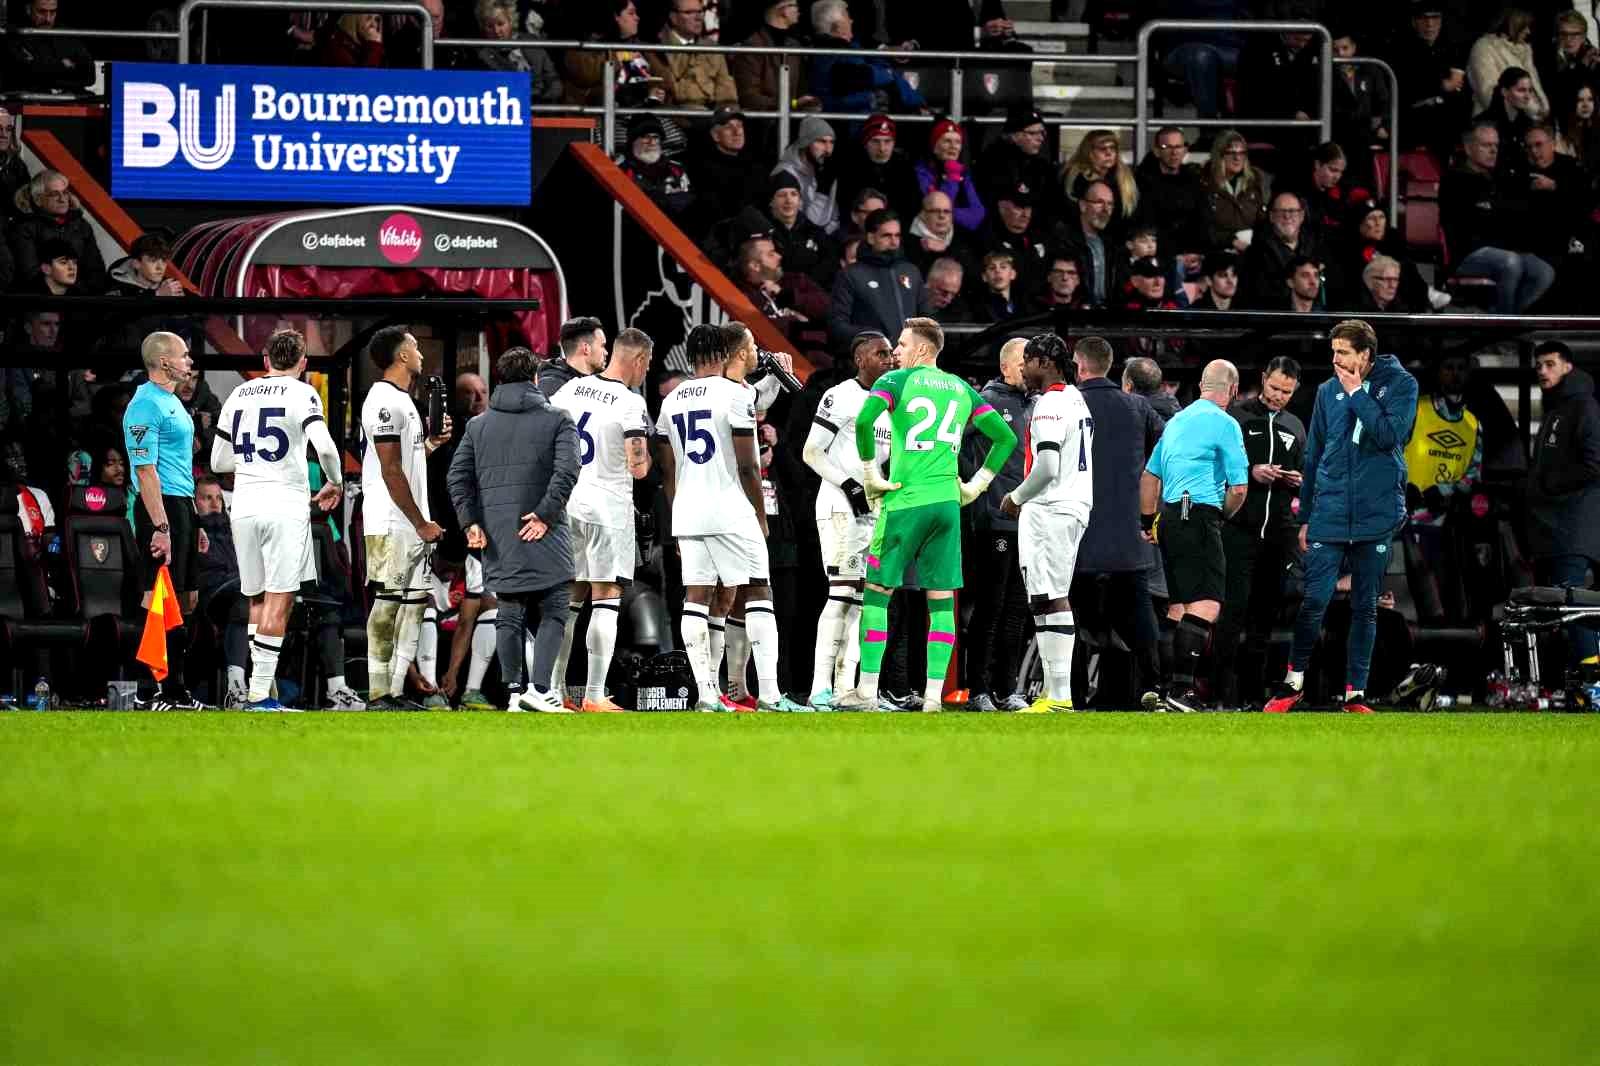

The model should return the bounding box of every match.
[866,500,963,591]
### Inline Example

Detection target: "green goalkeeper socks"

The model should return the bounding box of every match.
[925,596,956,697]
[859,586,891,675]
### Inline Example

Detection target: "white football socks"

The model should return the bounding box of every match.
[811,586,852,697]
[467,608,496,691]
[725,618,751,700]
[585,598,621,703]
[744,599,781,703]
[248,632,283,703]
[1035,610,1075,702]
[681,603,714,705]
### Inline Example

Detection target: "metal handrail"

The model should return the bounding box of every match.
[176,0,435,67]
[1136,20,1333,152]
[11,26,180,41]
[1336,54,1401,226]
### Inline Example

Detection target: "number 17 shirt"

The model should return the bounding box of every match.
[655,375,760,537]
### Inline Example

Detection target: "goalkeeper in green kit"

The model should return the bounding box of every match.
[838,317,1017,712]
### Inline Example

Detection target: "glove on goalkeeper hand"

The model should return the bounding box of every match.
[958,468,994,507]
[862,461,900,499]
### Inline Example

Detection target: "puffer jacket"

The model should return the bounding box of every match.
[447,381,579,593]
[960,376,1029,531]
[827,248,928,344]
[1298,353,1419,544]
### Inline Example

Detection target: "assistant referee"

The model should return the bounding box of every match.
[1140,359,1249,713]
[123,330,205,710]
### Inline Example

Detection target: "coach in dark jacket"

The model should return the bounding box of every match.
[1214,356,1306,705]
[1527,345,1600,661]
[448,349,580,705]
[959,342,1032,706]
[828,209,929,346]
[1068,336,1166,702]
[1270,322,1418,711]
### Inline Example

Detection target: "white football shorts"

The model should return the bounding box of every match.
[572,516,637,585]
[365,530,430,603]
[817,511,874,580]
[1018,506,1086,601]
[233,512,315,596]
[679,531,770,587]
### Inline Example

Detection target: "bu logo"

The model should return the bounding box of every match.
[122,81,237,171]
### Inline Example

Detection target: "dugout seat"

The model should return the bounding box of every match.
[0,494,88,693]
[65,485,143,660]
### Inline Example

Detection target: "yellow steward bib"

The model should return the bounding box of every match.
[1404,396,1478,492]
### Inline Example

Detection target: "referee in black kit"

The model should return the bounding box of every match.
[1140,359,1250,712]
[122,330,206,710]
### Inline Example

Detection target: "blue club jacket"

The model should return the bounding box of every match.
[1298,353,1419,544]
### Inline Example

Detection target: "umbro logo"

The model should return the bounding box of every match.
[1427,428,1466,450]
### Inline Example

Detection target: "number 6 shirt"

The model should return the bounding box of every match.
[655,375,762,537]
[550,373,651,530]
[216,375,327,520]
[359,379,430,536]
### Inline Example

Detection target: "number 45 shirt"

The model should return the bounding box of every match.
[216,375,325,520]
[655,375,762,538]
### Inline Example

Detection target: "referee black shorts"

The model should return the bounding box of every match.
[1158,501,1226,605]
[133,493,201,596]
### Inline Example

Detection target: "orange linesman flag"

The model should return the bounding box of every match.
[136,565,183,682]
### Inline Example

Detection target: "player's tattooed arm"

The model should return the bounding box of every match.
[625,434,652,479]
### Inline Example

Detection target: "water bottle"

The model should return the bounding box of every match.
[31,678,50,712]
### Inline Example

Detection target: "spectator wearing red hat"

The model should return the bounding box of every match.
[914,118,986,232]
[838,114,923,223]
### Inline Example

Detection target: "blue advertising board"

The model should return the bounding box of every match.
[111,62,532,205]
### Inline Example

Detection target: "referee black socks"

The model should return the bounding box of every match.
[1173,615,1213,690]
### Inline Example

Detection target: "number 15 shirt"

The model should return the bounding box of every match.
[655,375,761,538]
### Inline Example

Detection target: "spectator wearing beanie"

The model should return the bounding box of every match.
[914,117,986,232]
[1120,256,1181,312]
[1338,198,1439,312]
[773,115,841,234]
[974,180,1057,299]
[618,114,695,220]
[766,170,838,287]
[838,114,923,223]
[975,106,1059,217]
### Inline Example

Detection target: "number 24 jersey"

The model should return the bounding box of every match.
[655,375,760,538]
[873,365,989,512]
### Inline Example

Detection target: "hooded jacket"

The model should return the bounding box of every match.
[827,247,929,344]
[774,128,841,234]
[447,381,579,594]
[1527,367,1600,560]
[1228,396,1307,540]
[1298,353,1419,544]
[960,376,1029,531]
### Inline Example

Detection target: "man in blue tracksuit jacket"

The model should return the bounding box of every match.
[1266,319,1418,714]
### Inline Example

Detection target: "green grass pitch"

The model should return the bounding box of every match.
[2,713,1598,1065]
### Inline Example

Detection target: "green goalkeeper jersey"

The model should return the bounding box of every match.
[856,364,1016,512]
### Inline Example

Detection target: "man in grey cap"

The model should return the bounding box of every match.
[773,115,840,234]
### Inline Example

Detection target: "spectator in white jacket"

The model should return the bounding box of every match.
[1469,8,1551,119]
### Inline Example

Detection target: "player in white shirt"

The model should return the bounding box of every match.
[209,329,344,710]
[547,327,654,711]
[656,323,804,712]
[358,325,451,708]
[999,333,1095,713]
[800,330,895,708]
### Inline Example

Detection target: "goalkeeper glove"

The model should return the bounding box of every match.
[958,468,995,507]
[862,461,899,499]
[841,478,872,517]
